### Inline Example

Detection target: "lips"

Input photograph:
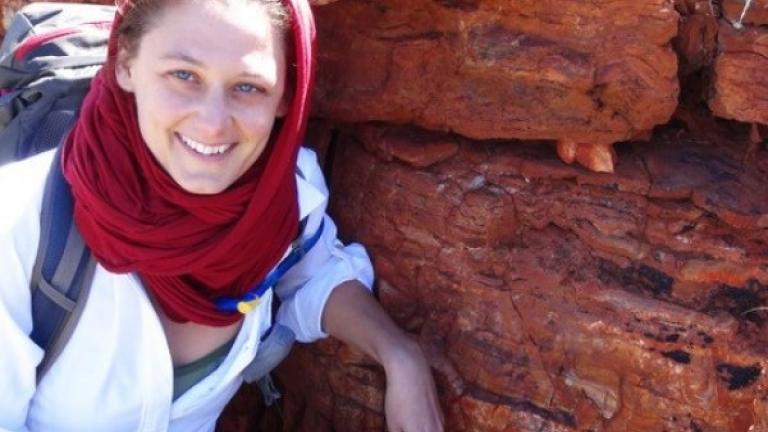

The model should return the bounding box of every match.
[177,132,235,156]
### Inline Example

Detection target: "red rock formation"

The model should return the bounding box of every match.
[674,0,719,77]
[271,122,768,432]
[723,0,768,26]
[709,24,768,126]
[312,0,681,172]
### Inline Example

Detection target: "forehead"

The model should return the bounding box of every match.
[137,1,285,72]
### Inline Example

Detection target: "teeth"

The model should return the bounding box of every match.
[179,134,233,156]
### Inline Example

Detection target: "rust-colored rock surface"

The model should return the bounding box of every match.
[709,23,768,126]
[723,0,768,26]
[272,123,768,432]
[674,0,719,77]
[312,0,680,149]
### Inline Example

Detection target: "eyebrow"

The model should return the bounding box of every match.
[160,51,204,66]
[159,51,272,81]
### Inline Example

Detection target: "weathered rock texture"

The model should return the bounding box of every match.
[313,0,680,172]
[674,0,719,78]
[271,122,768,432]
[723,0,768,26]
[709,24,768,126]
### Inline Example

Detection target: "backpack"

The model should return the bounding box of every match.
[0,2,314,405]
[0,2,114,164]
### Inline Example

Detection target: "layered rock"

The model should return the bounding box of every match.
[313,0,680,172]
[271,122,768,432]
[709,24,768,126]
[674,0,718,77]
[723,0,768,26]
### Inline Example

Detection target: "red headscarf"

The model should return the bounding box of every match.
[61,0,316,326]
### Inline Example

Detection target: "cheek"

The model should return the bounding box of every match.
[132,93,188,167]
[237,103,281,141]
[136,87,190,134]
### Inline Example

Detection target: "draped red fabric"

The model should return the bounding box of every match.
[61,0,316,326]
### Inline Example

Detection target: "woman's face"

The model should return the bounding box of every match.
[116,0,288,194]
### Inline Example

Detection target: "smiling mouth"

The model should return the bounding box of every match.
[177,133,235,156]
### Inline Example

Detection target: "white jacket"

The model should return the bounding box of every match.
[0,148,374,432]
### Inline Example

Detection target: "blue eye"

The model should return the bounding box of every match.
[235,83,261,94]
[171,70,193,81]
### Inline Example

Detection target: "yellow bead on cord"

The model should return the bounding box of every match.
[236,297,260,314]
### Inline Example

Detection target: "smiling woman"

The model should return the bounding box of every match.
[115,0,289,194]
[0,0,443,431]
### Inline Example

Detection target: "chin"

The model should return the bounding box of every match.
[185,186,226,195]
[174,177,230,195]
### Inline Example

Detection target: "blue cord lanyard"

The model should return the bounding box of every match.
[214,218,325,314]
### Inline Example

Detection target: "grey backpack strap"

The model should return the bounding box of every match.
[242,323,296,406]
[29,148,96,382]
[0,3,111,381]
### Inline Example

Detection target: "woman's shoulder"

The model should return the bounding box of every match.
[0,149,52,238]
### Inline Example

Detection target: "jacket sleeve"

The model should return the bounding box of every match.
[0,155,49,432]
[273,149,374,343]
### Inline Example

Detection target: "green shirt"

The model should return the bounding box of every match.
[172,338,236,401]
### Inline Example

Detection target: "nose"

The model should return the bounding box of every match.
[193,89,233,139]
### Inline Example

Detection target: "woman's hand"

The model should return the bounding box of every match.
[382,338,444,432]
[322,281,445,432]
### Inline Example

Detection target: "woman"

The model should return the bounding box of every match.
[0,0,443,430]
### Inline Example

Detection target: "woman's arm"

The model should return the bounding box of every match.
[322,280,444,432]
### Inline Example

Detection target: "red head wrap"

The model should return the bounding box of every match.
[61,0,316,326]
